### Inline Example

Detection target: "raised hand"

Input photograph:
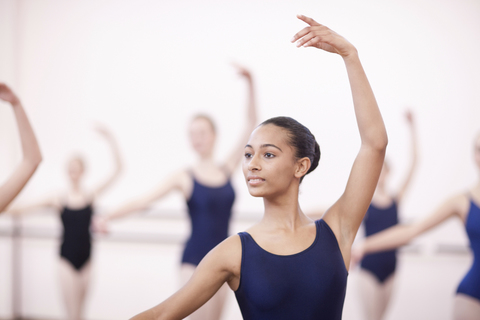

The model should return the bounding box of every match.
[231,62,252,81]
[0,83,20,106]
[405,109,414,125]
[94,124,114,139]
[290,15,357,58]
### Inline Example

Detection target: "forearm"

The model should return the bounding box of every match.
[105,199,150,221]
[12,101,42,166]
[409,124,418,171]
[246,77,257,128]
[343,53,387,150]
[130,308,160,320]
[109,137,123,174]
[363,224,416,254]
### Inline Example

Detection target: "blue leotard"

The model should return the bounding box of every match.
[181,174,235,266]
[360,201,398,283]
[456,198,480,301]
[235,220,348,320]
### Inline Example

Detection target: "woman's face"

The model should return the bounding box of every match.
[189,118,216,157]
[68,158,84,183]
[243,124,299,198]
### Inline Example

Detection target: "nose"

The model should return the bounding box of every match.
[247,153,261,171]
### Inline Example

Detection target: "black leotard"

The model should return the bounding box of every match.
[60,204,93,271]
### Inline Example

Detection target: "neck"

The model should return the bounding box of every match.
[372,185,385,198]
[473,179,480,192]
[261,186,311,231]
[69,181,82,193]
[197,153,214,164]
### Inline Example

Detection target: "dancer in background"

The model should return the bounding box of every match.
[8,126,122,320]
[99,64,257,320]
[353,132,480,320]
[0,83,42,212]
[357,110,418,320]
[129,14,387,320]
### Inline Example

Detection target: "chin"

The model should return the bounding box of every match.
[247,187,267,198]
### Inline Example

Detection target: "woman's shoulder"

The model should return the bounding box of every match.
[441,192,471,219]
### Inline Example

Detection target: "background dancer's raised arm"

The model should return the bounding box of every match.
[0,83,42,212]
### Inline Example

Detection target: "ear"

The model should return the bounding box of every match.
[294,157,311,179]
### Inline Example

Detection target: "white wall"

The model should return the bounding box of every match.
[0,0,479,319]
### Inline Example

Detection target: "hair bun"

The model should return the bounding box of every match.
[307,140,321,174]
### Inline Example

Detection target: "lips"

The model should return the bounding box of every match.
[247,175,265,186]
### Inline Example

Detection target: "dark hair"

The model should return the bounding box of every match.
[192,114,216,133]
[261,116,320,182]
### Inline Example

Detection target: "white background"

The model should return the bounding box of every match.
[0,0,479,319]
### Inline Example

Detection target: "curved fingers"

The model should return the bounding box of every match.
[291,26,312,43]
[293,26,333,48]
[296,14,321,27]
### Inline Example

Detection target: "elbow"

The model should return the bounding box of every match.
[372,131,388,153]
[28,148,43,168]
[399,225,417,246]
[36,153,43,167]
[25,154,42,173]
[363,133,388,155]
[33,154,43,170]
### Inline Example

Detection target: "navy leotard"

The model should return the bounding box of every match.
[456,198,480,301]
[360,201,398,283]
[60,204,93,271]
[235,220,348,320]
[181,174,235,266]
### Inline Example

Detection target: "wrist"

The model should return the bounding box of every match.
[11,99,21,108]
[342,49,359,63]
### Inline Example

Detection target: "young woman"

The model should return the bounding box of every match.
[0,83,42,212]
[357,110,418,320]
[9,126,122,320]
[98,64,257,320]
[353,132,480,320]
[129,14,388,320]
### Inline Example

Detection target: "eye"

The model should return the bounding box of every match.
[264,152,275,158]
[244,152,253,159]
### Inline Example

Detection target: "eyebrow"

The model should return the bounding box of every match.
[245,144,283,152]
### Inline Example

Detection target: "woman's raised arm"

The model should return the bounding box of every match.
[291,15,388,261]
[223,64,258,175]
[395,110,418,204]
[0,83,42,212]
[91,125,123,199]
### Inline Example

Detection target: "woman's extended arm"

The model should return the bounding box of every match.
[223,64,258,175]
[130,235,241,320]
[7,195,61,216]
[291,15,388,256]
[91,126,123,199]
[0,83,42,212]
[98,170,190,229]
[395,110,418,204]
[352,194,468,263]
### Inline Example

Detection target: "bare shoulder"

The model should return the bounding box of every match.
[50,192,64,211]
[162,168,192,198]
[445,193,470,220]
[200,234,242,289]
[212,234,242,267]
